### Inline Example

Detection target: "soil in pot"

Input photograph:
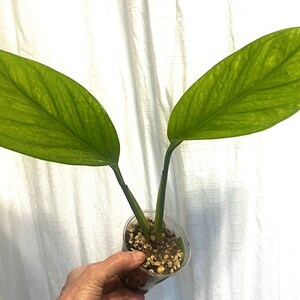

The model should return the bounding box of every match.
[119,212,190,292]
[125,217,185,275]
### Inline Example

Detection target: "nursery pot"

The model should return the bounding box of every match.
[119,210,191,292]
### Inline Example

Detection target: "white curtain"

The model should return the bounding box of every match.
[1,1,300,299]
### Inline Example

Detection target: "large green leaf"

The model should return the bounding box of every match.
[168,27,300,142]
[0,50,119,166]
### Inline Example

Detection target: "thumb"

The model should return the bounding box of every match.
[100,251,145,280]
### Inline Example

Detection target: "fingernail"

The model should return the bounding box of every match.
[132,251,145,261]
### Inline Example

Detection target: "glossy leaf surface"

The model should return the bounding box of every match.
[0,50,120,166]
[168,27,300,142]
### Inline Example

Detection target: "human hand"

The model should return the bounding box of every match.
[57,251,146,300]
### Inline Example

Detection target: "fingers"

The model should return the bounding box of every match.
[102,274,124,294]
[102,287,145,300]
[99,251,145,281]
[64,251,144,288]
[64,265,89,285]
[58,252,146,300]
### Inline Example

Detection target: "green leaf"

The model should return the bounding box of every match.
[168,27,300,142]
[0,50,120,166]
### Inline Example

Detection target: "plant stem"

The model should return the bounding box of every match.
[111,164,150,236]
[154,140,182,240]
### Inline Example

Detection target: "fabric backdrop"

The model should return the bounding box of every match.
[1,1,300,299]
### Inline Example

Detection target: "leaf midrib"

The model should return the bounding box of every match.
[181,43,300,140]
[4,70,109,163]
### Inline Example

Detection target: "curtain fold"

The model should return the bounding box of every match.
[1,1,300,299]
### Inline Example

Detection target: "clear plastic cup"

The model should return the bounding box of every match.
[119,210,191,292]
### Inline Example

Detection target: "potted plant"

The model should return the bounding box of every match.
[1,27,300,291]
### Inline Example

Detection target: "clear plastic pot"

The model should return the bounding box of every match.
[119,210,191,292]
